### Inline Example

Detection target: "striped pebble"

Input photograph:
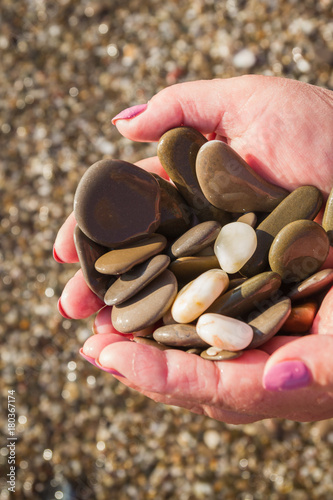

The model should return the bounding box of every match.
[171,269,229,323]
[196,313,254,351]
[214,222,257,274]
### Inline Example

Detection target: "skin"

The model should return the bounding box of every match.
[55,75,333,423]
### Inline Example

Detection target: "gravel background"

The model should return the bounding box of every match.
[1,0,333,499]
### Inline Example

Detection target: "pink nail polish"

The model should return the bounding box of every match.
[111,103,147,124]
[79,348,99,368]
[263,361,312,391]
[95,358,124,377]
[57,298,72,319]
[53,246,65,263]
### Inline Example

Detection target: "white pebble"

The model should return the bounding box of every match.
[171,269,229,323]
[196,313,253,351]
[214,222,257,274]
[233,48,256,69]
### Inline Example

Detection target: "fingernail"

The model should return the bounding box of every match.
[53,246,65,263]
[111,103,147,124]
[57,298,72,319]
[79,348,99,368]
[95,358,124,377]
[263,360,312,391]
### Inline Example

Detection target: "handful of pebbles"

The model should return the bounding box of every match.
[72,127,333,361]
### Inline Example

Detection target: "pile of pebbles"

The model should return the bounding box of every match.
[73,126,333,360]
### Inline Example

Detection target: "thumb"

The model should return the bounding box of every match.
[111,75,278,142]
[262,334,333,392]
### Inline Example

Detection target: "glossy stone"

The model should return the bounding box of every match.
[169,255,220,285]
[74,159,160,248]
[153,324,209,348]
[95,234,167,275]
[153,174,193,238]
[288,268,333,301]
[157,127,230,225]
[196,140,289,213]
[200,348,243,361]
[207,271,282,317]
[268,220,330,282]
[104,254,170,305]
[132,336,171,351]
[196,313,253,351]
[280,301,318,333]
[246,298,291,349]
[214,222,257,273]
[74,225,115,300]
[171,221,221,258]
[237,212,257,228]
[111,270,178,333]
[322,186,333,245]
[171,269,229,323]
[241,185,323,277]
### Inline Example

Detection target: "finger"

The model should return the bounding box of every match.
[53,212,79,264]
[263,335,333,398]
[59,269,104,319]
[112,77,260,141]
[311,286,333,336]
[97,341,272,413]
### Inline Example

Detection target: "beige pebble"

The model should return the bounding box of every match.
[214,222,257,274]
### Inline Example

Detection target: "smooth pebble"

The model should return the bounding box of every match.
[196,313,254,351]
[246,298,291,349]
[171,220,221,258]
[214,222,257,274]
[153,324,209,348]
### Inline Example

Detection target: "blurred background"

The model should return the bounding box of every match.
[1,0,333,499]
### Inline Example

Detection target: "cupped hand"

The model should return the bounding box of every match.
[54,75,333,423]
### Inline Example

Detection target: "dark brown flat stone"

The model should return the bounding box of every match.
[95,234,167,275]
[168,255,220,285]
[240,186,323,278]
[153,174,194,238]
[246,298,291,349]
[207,271,282,317]
[104,254,170,305]
[170,221,221,258]
[269,220,330,283]
[196,140,289,213]
[153,324,210,348]
[111,270,178,333]
[287,268,333,301]
[157,127,230,225]
[74,159,160,248]
[74,225,115,300]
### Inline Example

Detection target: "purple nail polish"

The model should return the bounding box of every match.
[95,358,124,377]
[111,103,147,124]
[263,360,312,391]
[79,348,99,368]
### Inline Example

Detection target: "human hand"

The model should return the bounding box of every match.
[54,75,333,423]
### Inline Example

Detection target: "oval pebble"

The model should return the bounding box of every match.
[95,234,167,275]
[196,313,254,351]
[200,348,244,361]
[104,254,170,305]
[287,268,333,301]
[132,337,171,351]
[246,298,291,349]
[153,324,209,348]
[268,220,330,283]
[171,220,221,258]
[280,301,318,333]
[169,255,220,285]
[171,269,229,323]
[214,222,257,274]
[111,270,178,333]
[74,159,160,247]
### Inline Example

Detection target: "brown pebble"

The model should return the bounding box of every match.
[153,324,210,348]
[246,298,291,349]
[237,212,257,228]
[104,254,170,305]
[74,159,161,247]
[196,140,289,213]
[170,221,221,258]
[280,301,318,333]
[132,337,171,351]
[322,186,333,245]
[111,270,178,333]
[169,255,220,285]
[268,220,330,283]
[74,225,115,300]
[241,185,323,277]
[287,268,333,301]
[95,234,167,275]
[207,271,282,317]
[200,348,243,361]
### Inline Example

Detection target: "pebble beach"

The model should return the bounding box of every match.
[1,0,333,498]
